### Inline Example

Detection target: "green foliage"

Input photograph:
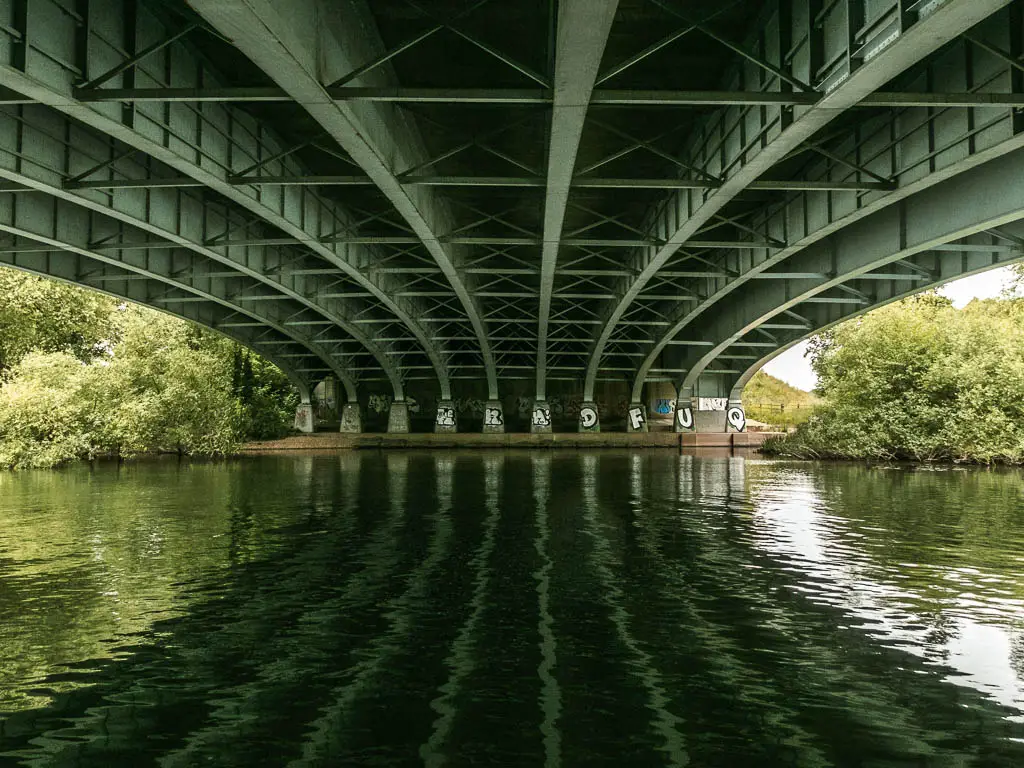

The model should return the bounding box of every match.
[0,271,115,370]
[0,268,301,468]
[766,293,1024,463]
[742,371,818,429]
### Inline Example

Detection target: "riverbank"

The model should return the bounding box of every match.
[240,430,781,452]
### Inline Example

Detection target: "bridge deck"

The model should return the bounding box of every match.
[0,0,1022,432]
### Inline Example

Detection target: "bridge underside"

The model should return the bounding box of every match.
[1,0,1023,432]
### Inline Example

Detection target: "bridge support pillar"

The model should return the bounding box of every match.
[294,399,315,434]
[726,399,747,433]
[435,400,458,433]
[530,400,553,433]
[482,400,505,433]
[388,401,410,434]
[577,402,600,432]
[339,403,362,433]
[626,403,648,433]
[674,395,696,433]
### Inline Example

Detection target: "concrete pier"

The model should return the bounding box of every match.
[339,404,362,433]
[387,401,410,434]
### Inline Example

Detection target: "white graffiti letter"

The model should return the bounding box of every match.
[579,406,598,429]
[628,406,645,431]
[436,406,456,427]
[532,407,551,427]
[727,406,746,432]
[484,407,503,427]
[677,406,694,430]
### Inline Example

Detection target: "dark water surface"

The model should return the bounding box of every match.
[2,452,1024,766]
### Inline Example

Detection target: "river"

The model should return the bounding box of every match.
[1,452,1023,766]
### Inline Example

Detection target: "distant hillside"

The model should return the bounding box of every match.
[743,370,817,404]
[742,371,818,429]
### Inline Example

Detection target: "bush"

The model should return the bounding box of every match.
[0,269,303,468]
[766,294,1024,463]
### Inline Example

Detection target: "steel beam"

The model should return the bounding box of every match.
[189,0,496,400]
[70,86,1024,109]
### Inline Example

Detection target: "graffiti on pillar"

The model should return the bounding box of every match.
[408,396,421,414]
[294,406,312,432]
[579,405,598,429]
[484,406,503,427]
[455,397,485,416]
[677,406,694,430]
[340,406,361,432]
[727,406,747,432]
[628,406,646,431]
[532,406,551,428]
[436,405,456,428]
[698,397,728,411]
[654,398,673,415]
[368,394,392,414]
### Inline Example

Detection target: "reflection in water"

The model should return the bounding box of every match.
[1,453,1024,766]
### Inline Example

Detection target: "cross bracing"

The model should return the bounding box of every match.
[1,0,1024,418]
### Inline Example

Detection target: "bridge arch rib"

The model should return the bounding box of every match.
[0,246,352,405]
[188,0,500,400]
[630,3,1024,405]
[658,145,1024,413]
[716,233,1024,411]
[0,191,372,401]
[0,102,407,399]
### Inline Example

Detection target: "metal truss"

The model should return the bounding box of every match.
[584,0,1013,400]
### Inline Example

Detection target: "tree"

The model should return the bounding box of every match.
[0,267,301,468]
[0,270,115,370]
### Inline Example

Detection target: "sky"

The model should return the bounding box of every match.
[762,266,1017,392]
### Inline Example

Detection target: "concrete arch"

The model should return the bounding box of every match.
[666,146,1024,399]
[189,0,496,400]
[586,0,1011,402]
[0,8,451,397]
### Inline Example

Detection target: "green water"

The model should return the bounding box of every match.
[1,452,1023,766]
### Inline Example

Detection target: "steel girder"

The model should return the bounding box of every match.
[630,4,1024,401]
[0,194,362,400]
[187,0,499,399]
[583,0,1012,400]
[666,145,1024,400]
[0,101,410,397]
[0,0,449,397]
[534,0,618,400]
